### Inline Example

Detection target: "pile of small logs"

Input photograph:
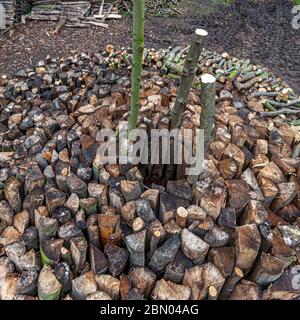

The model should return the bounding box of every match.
[0,45,300,300]
[27,0,120,29]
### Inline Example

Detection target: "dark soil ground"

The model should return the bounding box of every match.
[1,0,300,92]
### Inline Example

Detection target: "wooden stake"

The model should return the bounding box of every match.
[170,29,208,129]
[200,73,216,151]
[128,0,145,133]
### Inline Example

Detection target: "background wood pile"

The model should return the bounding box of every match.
[1,0,31,26]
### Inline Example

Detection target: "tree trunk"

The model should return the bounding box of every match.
[128,0,145,133]
[170,29,208,129]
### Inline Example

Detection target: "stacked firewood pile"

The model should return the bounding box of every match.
[0,46,300,300]
[1,0,31,26]
[28,0,120,29]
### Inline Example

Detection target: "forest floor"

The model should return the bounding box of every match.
[0,0,300,92]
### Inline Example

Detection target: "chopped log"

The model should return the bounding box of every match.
[277,203,300,223]
[183,263,226,300]
[151,279,191,300]
[95,274,120,300]
[125,230,146,267]
[121,201,136,227]
[206,285,217,300]
[38,265,62,300]
[53,262,72,294]
[90,245,108,275]
[129,267,157,298]
[194,182,227,220]
[193,216,214,238]
[204,226,229,247]
[263,267,300,300]
[260,177,279,206]
[166,180,192,202]
[136,198,156,223]
[176,207,188,228]
[109,187,125,214]
[86,291,112,300]
[16,270,38,296]
[88,183,108,207]
[119,274,132,300]
[223,143,245,176]
[0,274,20,300]
[208,247,235,277]
[164,250,193,284]
[235,224,261,275]
[271,182,297,212]
[159,192,190,223]
[218,267,244,300]
[75,209,86,230]
[70,236,87,274]
[228,280,262,300]
[65,193,80,214]
[249,252,286,286]
[57,220,82,241]
[13,210,29,235]
[104,243,128,277]
[45,187,66,214]
[67,174,88,198]
[240,200,268,225]
[40,239,64,267]
[273,157,299,175]
[79,198,97,215]
[147,230,162,261]
[186,205,207,222]
[271,230,296,266]
[163,219,182,236]
[4,177,22,212]
[72,271,97,300]
[149,233,180,273]
[181,229,210,264]
[120,180,142,202]
[257,161,285,184]
[132,217,145,232]
[218,207,237,229]
[225,180,250,215]
[98,214,120,248]
[278,224,300,247]
[140,189,160,211]
[241,168,264,201]
[218,158,237,180]
[37,215,58,242]
[0,200,15,226]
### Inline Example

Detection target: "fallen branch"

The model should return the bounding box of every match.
[260,109,300,118]
[52,17,67,35]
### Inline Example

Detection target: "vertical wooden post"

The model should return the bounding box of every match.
[128,0,145,133]
[200,73,216,151]
[170,29,208,129]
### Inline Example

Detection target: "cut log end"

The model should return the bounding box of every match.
[195,29,208,37]
[201,73,216,84]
